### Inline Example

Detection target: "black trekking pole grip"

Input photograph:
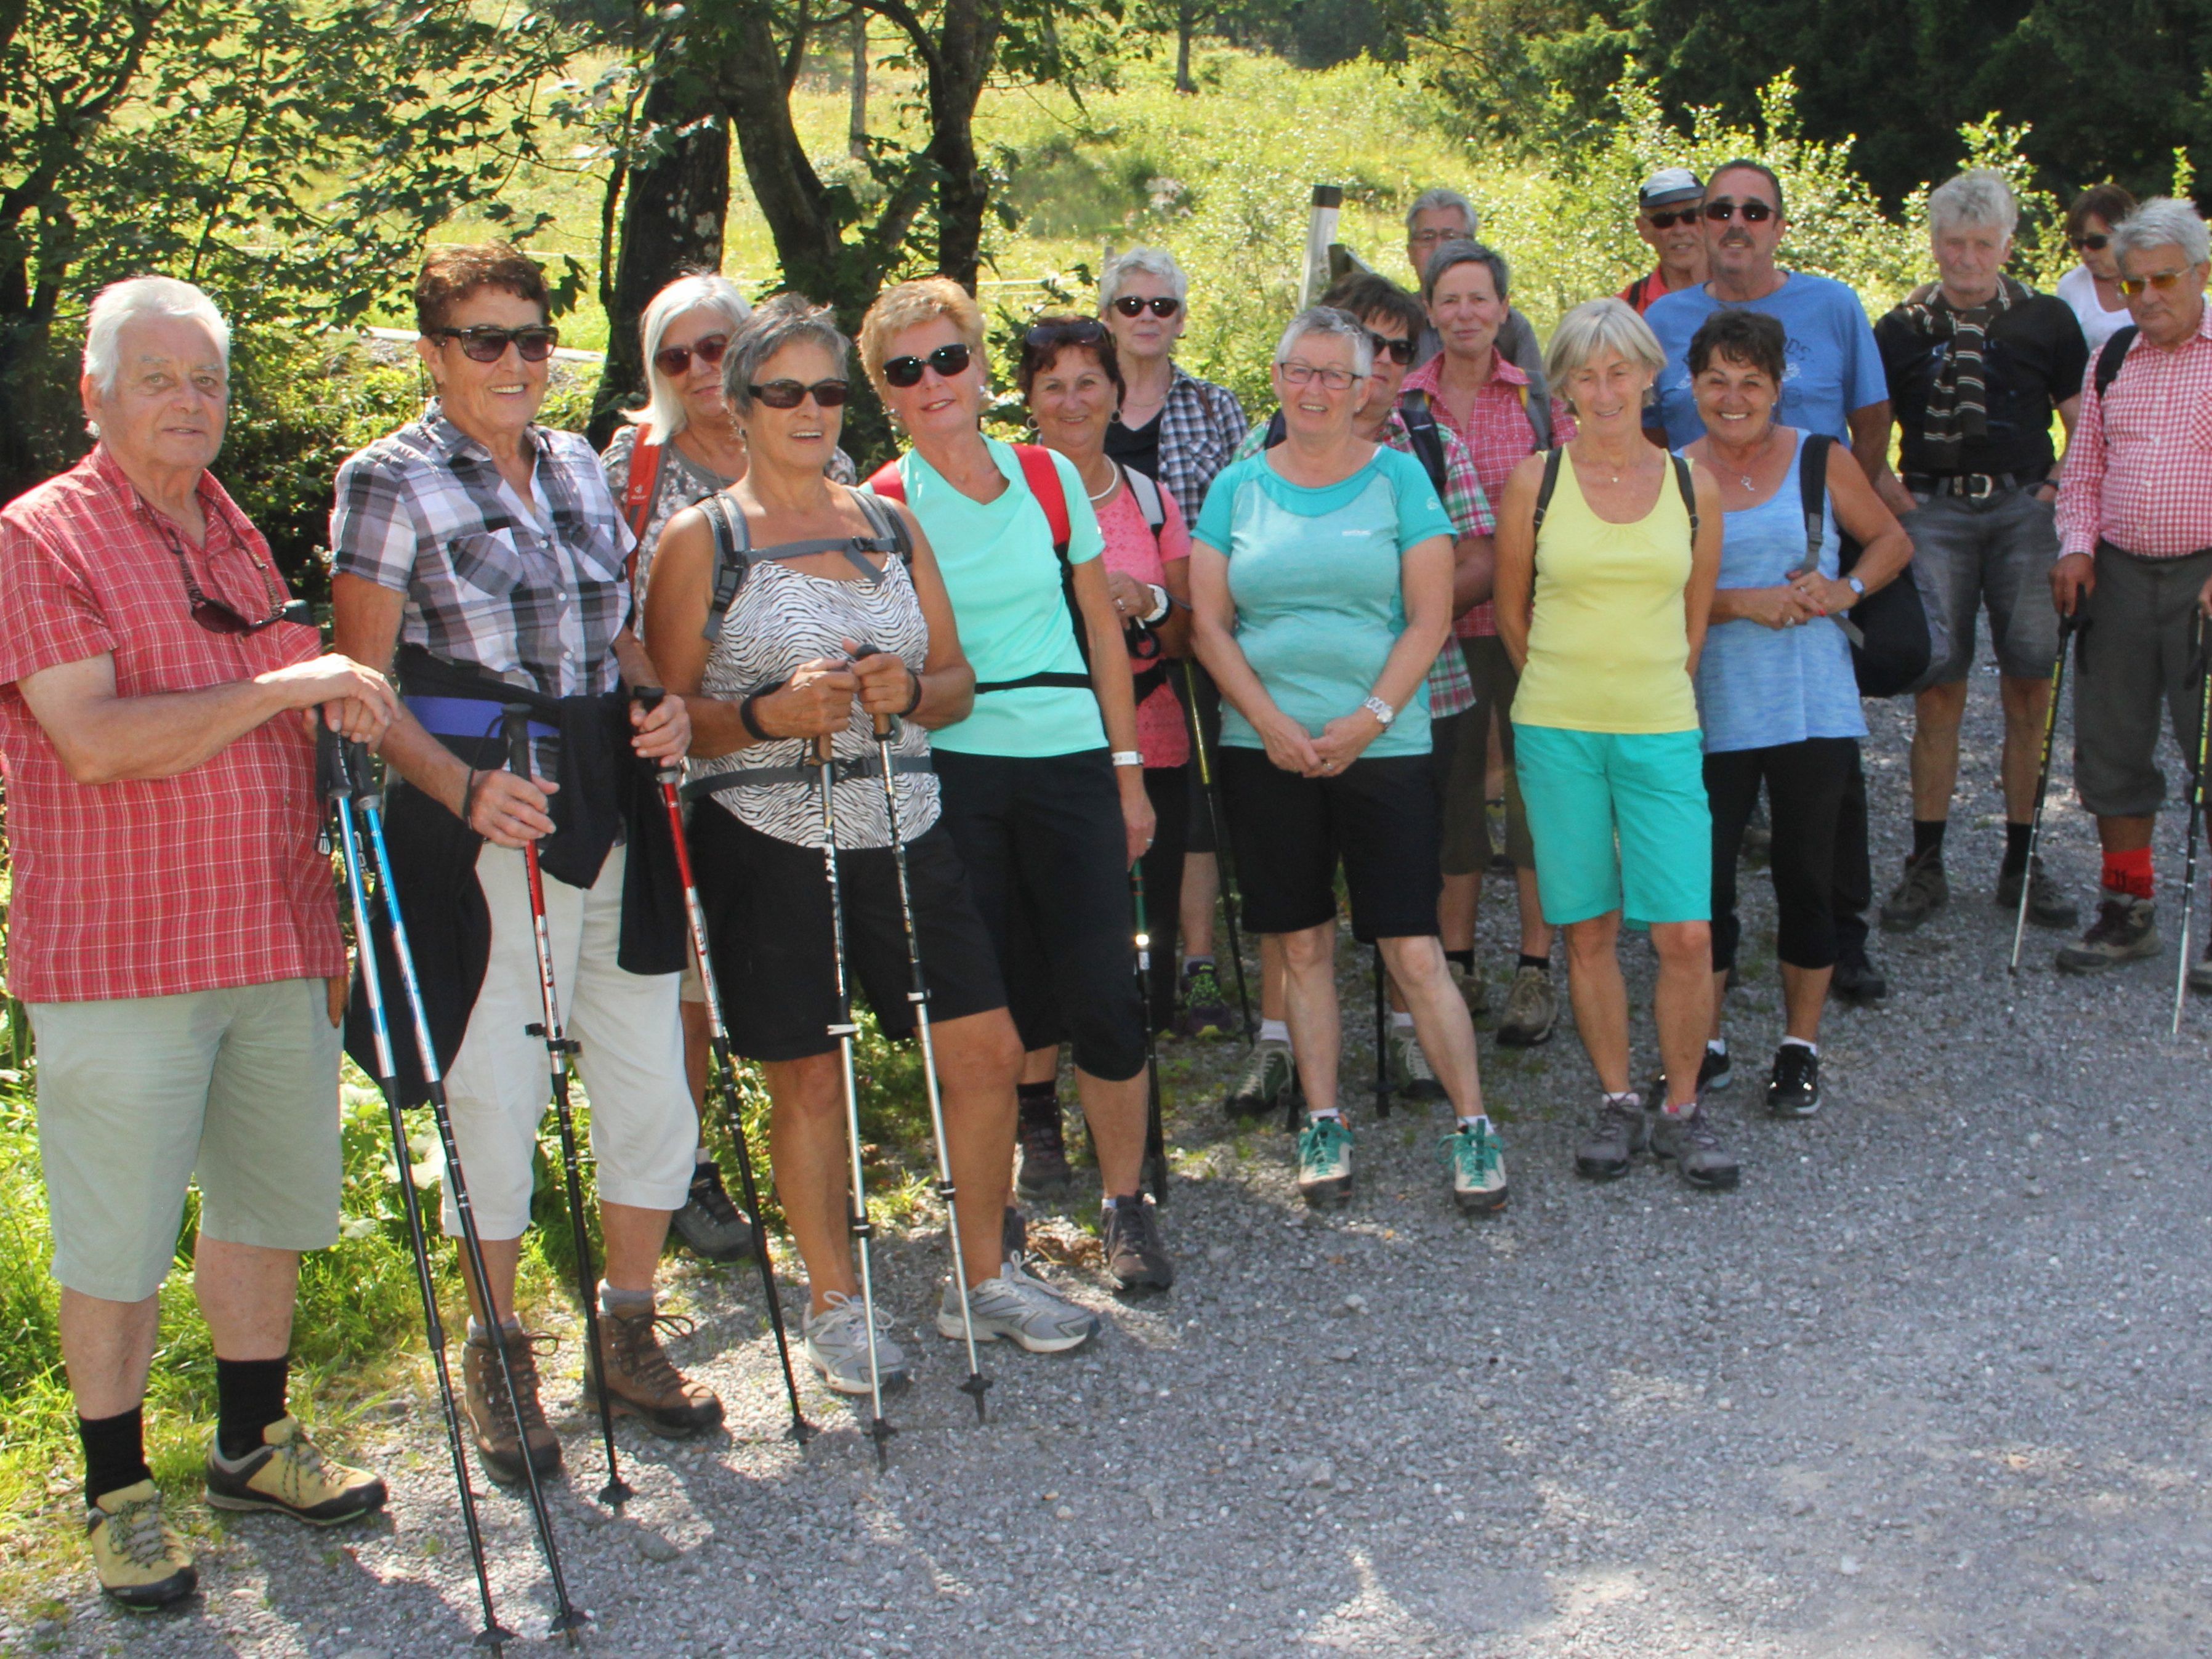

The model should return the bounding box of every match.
[629,684,682,785]
[500,703,535,780]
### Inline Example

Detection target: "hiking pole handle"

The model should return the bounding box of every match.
[629,684,683,786]
[501,703,536,782]
[315,723,376,804]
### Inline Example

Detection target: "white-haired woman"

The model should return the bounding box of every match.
[1098,246,1250,1040]
[1492,297,1728,1190]
[1190,307,1499,1216]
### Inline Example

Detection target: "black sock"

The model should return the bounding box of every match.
[1516,953,1551,974]
[214,1355,290,1461]
[1911,819,1948,863]
[79,1406,152,1504]
[2003,820,2033,876]
[1445,948,1474,973]
[1016,1080,1059,1124]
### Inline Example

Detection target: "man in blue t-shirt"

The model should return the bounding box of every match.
[1642,158,1897,1011]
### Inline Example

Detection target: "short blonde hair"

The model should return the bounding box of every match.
[1545,297,1666,401]
[858,277,987,398]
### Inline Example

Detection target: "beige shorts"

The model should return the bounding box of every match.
[31,978,343,1302]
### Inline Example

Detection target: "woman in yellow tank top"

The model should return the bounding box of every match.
[1493,298,1732,1189]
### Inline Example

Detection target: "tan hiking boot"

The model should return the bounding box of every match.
[205,1415,386,1525]
[585,1307,724,1439]
[87,1480,196,1610]
[463,1325,563,1484]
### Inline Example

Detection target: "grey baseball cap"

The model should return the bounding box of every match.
[1639,168,1704,209]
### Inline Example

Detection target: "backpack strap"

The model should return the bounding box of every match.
[1518,375,1555,452]
[865,458,906,502]
[699,493,752,644]
[1626,273,1651,313]
[621,435,666,578]
[1671,453,1698,542]
[2095,325,2140,400]
[1530,447,1566,533]
[1262,407,1288,448]
[1013,442,1072,556]
[1796,434,1833,575]
[1397,390,1450,496]
[1124,465,1166,543]
[847,486,914,564]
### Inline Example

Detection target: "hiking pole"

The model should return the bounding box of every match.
[1371,944,1392,1119]
[2011,610,2078,975]
[853,668,990,1421]
[501,704,632,1508]
[348,740,584,1641]
[812,725,896,1467]
[2174,616,2212,1036]
[629,688,814,1447]
[318,732,514,1653]
[1179,660,1253,1042]
[1131,860,1170,1205]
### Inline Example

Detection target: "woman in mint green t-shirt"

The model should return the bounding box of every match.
[1189,306,1503,1217]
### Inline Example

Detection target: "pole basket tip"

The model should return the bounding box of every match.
[474,1624,517,1651]
[868,1416,897,1469]
[958,1372,993,1423]
[787,1416,818,1448]
[599,1477,633,1508]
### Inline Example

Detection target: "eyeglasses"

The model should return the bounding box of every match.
[1408,227,1467,246]
[1644,206,1701,229]
[1026,318,1109,350]
[433,325,559,363]
[653,333,729,377]
[1363,328,1416,366]
[1278,361,1363,390]
[1110,295,1182,318]
[881,342,973,388]
[1702,198,1776,224]
[2119,268,2194,297]
[155,517,307,636]
[748,378,850,409]
[2072,233,2110,252]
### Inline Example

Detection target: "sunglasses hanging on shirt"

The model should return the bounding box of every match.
[156,519,309,636]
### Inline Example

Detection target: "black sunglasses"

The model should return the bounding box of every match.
[1644,206,1701,229]
[1703,198,1775,224]
[434,325,559,363]
[1111,295,1182,318]
[881,342,972,388]
[1363,328,1416,366]
[2072,233,2110,252]
[653,333,729,377]
[156,519,309,636]
[1026,318,1109,350]
[749,378,850,409]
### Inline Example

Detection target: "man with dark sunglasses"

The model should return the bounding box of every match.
[0,276,400,1609]
[1619,168,1708,316]
[1644,156,1897,1010]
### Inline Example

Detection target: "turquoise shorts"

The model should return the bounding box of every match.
[1511,724,1712,927]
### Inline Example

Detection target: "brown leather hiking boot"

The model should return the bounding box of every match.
[585,1307,724,1439]
[462,1326,562,1485]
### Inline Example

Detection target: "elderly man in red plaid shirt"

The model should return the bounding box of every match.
[2051,198,2212,979]
[0,277,398,1609]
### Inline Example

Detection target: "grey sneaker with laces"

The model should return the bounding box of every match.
[802,1291,912,1396]
[1574,1092,1647,1181]
[1439,1120,1508,1213]
[943,1259,1100,1352]
[1224,1038,1296,1120]
[1995,855,2078,929]
[1650,1103,1740,1189]
[1495,965,1557,1047]
[2056,894,2160,973]
[1880,849,1950,932]
[1389,1027,1447,1101]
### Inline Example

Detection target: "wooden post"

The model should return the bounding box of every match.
[1301,185,1342,309]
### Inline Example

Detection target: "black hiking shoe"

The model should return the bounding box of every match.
[1996,855,2079,929]
[669,1157,758,1263]
[1016,1098,1073,1199]
[1830,942,1887,1006]
[1003,1204,1028,1261]
[1880,850,1949,932]
[1102,1195,1175,1293]
[1765,1044,1822,1118]
[1698,1045,1733,1092]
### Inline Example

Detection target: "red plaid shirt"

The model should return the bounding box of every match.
[1402,349,1578,636]
[2057,302,2212,559]
[0,447,342,1003]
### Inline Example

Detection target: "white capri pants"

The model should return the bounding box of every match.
[439,841,696,1239]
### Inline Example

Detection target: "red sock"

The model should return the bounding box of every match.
[2102,846,2153,900]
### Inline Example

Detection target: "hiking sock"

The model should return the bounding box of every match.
[1391,1010,1415,1029]
[1182,955,1215,974]
[599,1279,653,1317]
[1516,953,1551,974]
[2003,821,2033,876]
[1444,948,1475,974]
[214,1355,290,1461]
[1017,1080,1059,1125]
[2102,847,2154,900]
[1456,1113,1490,1132]
[1779,1036,1819,1056]
[79,1405,153,1504]
[1259,1017,1291,1044]
[1912,819,1948,863]
[1706,1038,1728,1058]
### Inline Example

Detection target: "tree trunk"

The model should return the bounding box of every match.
[1175,0,1196,94]
[922,0,1001,289]
[586,70,731,450]
[849,11,868,159]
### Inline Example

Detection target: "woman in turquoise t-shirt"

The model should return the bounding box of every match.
[1190,306,1502,1216]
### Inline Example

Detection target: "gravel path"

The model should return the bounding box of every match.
[12,671,2212,1659]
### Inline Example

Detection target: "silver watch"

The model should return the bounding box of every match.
[1362,695,1396,727]
[1846,576,1866,598]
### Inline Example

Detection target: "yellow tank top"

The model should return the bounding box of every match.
[1514,453,1700,734]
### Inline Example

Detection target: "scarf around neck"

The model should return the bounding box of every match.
[1905,273,2032,469]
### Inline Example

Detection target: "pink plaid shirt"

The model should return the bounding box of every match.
[1402,349,1578,636]
[0,447,342,1003]
[2057,302,2212,559]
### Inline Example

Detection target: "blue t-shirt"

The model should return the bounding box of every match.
[1193,445,1455,761]
[1693,430,1868,754]
[882,436,1107,759]
[1647,273,1887,450]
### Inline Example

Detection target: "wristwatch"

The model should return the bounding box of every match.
[1140,584,1170,626]
[1845,576,1867,599]
[1112,750,1144,768]
[1362,695,1397,727]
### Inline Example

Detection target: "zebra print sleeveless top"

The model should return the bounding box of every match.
[686,546,938,850]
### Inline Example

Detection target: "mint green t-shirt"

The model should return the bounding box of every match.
[1193,444,1454,760]
[882,437,1108,758]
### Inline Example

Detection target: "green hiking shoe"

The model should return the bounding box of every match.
[1439,1120,1508,1214]
[1296,1114,1355,1205]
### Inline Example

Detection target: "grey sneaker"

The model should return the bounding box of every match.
[1439,1120,1508,1213]
[1574,1092,1647,1181]
[2056,894,2160,973]
[1389,1027,1447,1101]
[1451,960,1491,1022]
[1650,1104,1740,1190]
[1880,850,1950,932]
[1224,1038,1296,1120]
[1996,855,2080,929]
[1295,1113,1355,1205]
[669,1158,758,1262]
[1495,965,1557,1047]
[945,1259,1100,1353]
[802,1291,912,1396]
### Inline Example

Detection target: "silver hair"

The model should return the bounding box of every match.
[1927,169,2018,239]
[83,275,229,399]
[1405,187,1479,240]
[724,292,853,418]
[2113,197,2212,271]
[1421,237,1511,304]
[630,273,751,443]
[1273,305,1373,379]
[1100,246,1190,310]
[1544,297,1667,401]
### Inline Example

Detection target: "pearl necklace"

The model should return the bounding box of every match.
[1086,462,1120,504]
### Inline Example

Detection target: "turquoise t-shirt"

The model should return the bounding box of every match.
[883,436,1107,759]
[1193,444,1455,760]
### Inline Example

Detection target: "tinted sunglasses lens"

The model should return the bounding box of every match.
[1027,320,1106,349]
[190,598,249,635]
[1147,297,1181,317]
[2077,233,2109,251]
[653,345,693,376]
[1112,296,1145,316]
[694,334,729,365]
[454,330,509,363]
[751,381,806,408]
[928,344,972,376]
[514,328,557,361]
[882,356,924,387]
[1649,208,1696,228]
[810,381,850,406]
[1741,201,1774,222]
